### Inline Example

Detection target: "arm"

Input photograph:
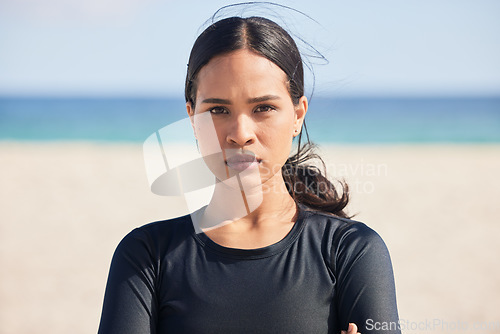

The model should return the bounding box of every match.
[333,222,401,334]
[98,228,158,334]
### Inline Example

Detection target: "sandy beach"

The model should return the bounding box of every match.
[1,141,499,334]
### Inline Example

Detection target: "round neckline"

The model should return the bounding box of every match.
[191,203,308,260]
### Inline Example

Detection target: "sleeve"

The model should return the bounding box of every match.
[98,228,159,334]
[332,222,401,334]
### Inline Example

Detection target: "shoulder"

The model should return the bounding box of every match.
[300,206,382,243]
[114,214,194,258]
[136,214,193,237]
[300,206,390,262]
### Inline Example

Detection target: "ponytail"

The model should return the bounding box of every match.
[282,141,350,218]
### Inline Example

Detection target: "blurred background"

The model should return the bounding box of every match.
[1,0,500,143]
[1,0,499,333]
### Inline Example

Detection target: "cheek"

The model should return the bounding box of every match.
[262,114,295,146]
[192,113,226,177]
[193,112,221,152]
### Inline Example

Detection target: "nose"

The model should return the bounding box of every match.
[226,114,256,146]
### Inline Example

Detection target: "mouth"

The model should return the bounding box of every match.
[225,152,261,172]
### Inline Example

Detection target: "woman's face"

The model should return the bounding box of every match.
[186,49,307,189]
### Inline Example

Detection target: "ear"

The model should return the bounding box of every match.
[186,102,197,139]
[293,96,308,137]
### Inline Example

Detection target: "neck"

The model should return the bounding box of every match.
[196,169,297,231]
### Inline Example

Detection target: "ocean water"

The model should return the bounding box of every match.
[0,97,499,144]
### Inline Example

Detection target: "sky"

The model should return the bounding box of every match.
[0,0,499,97]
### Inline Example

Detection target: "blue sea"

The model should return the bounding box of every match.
[0,97,499,144]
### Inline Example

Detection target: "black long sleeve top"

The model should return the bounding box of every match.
[98,204,401,333]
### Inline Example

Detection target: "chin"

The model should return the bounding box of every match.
[216,165,263,192]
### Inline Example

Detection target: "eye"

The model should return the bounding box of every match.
[208,106,229,115]
[254,105,277,113]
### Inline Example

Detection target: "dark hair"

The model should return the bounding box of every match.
[185,16,350,218]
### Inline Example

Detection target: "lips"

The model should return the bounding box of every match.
[225,153,260,172]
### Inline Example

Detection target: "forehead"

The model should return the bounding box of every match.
[196,50,289,98]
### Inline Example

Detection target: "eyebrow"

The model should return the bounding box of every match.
[201,95,281,105]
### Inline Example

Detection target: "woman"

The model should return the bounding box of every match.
[98,15,401,334]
